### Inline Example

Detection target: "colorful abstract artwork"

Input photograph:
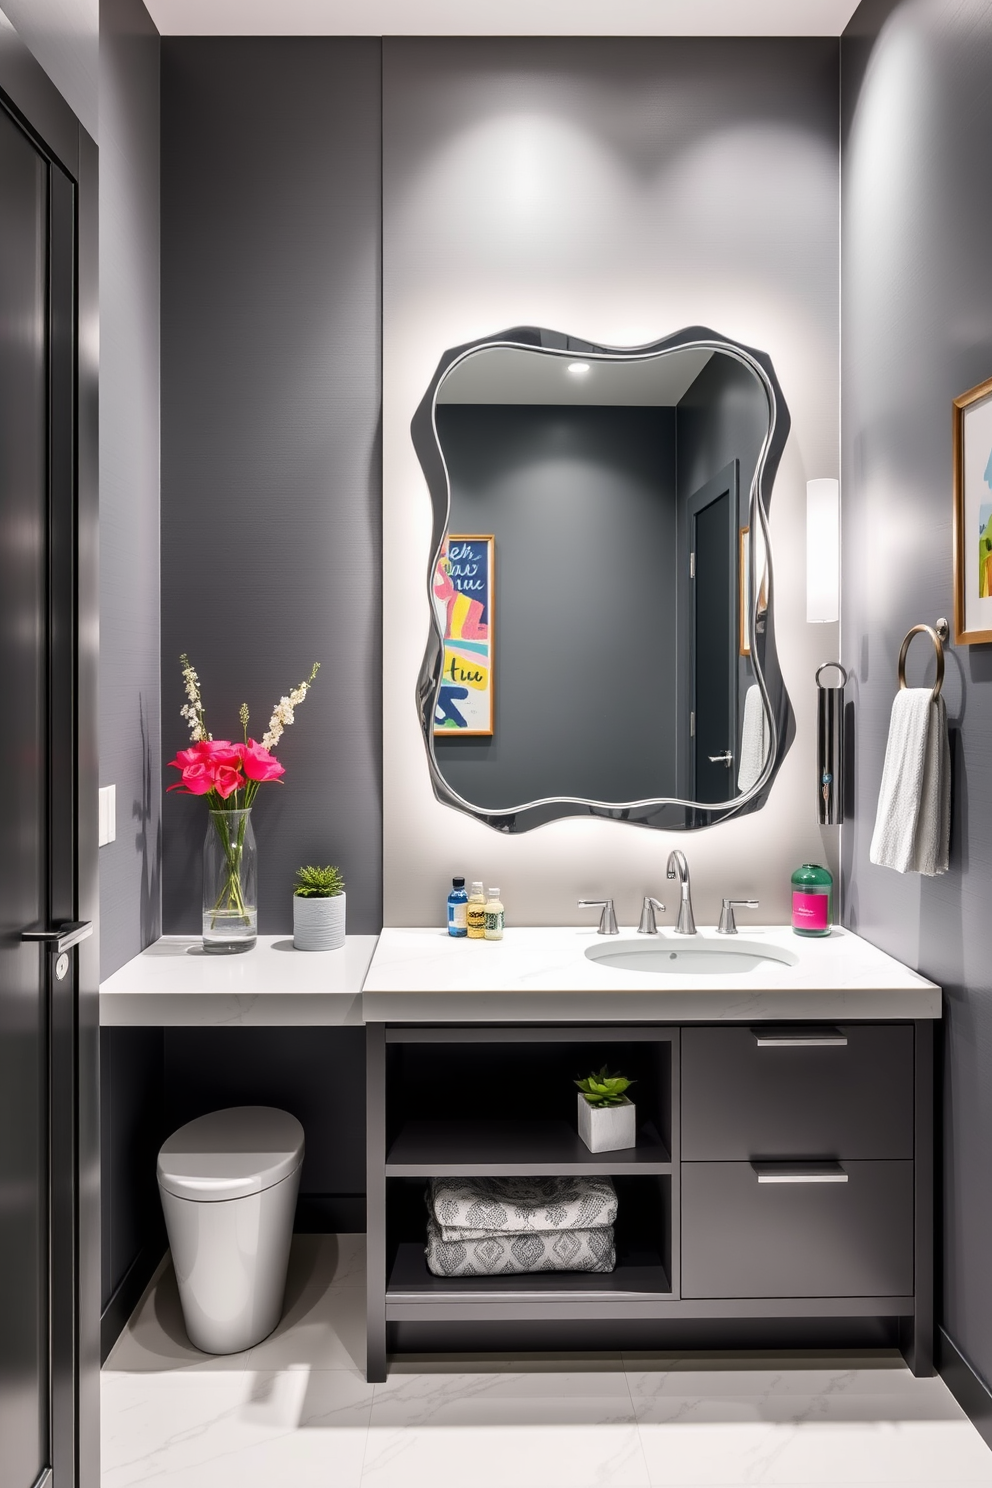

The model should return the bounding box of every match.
[954,377,992,643]
[432,534,494,735]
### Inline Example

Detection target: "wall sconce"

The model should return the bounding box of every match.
[806,478,839,623]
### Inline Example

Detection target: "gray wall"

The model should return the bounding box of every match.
[841,0,992,1391]
[160,38,382,935]
[436,403,678,806]
[99,0,161,980]
[97,0,166,1335]
[0,0,98,142]
[382,36,841,927]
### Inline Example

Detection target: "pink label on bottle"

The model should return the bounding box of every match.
[793,890,828,931]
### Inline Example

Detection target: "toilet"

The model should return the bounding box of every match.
[157,1106,304,1354]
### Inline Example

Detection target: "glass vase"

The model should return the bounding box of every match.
[202,808,257,953]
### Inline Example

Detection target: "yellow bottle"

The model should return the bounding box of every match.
[484,886,504,941]
[466,881,486,939]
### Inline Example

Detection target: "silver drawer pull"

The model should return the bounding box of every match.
[752,1025,847,1047]
[752,1161,848,1184]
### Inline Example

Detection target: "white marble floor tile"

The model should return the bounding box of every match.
[628,1367,992,1486]
[102,1367,374,1488]
[362,1370,651,1487]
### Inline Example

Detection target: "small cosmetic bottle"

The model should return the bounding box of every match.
[483,887,504,941]
[466,881,486,939]
[447,877,468,937]
[791,864,833,937]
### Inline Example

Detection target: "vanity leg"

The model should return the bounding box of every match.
[903,1019,934,1377]
[366,1022,387,1382]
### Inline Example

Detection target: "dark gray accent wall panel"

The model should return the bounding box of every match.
[841,0,992,1390]
[160,39,382,934]
[100,1028,165,1311]
[98,0,161,981]
[435,403,678,805]
[163,1028,366,1204]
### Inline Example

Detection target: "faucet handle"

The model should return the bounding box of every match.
[578,899,619,935]
[637,897,665,935]
[718,898,759,935]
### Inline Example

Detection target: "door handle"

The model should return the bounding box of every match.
[22,921,93,954]
[751,1161,848,1184]
[708,751,733,766]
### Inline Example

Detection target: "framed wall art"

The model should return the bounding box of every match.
[431,534,495,736]
[954,375,992,645]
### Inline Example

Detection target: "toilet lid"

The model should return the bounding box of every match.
[157,1106,305,1202]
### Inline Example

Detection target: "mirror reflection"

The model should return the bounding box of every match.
[414,329,792,833]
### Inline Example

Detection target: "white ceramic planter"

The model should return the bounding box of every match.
[577,1093,636,1153]
[293,892,345,951]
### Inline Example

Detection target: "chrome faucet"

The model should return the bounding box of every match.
[578,899,619,935]
[666,850,696,935]
[637,897,666,934]
[718,898,760,935]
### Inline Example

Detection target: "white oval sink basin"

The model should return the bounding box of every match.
[584,938,799,976]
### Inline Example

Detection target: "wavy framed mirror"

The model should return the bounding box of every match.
[412,325,794,833]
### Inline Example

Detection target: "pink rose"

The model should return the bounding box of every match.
[211,763,245,799]
[171,740,240,768]
[236,739,285,783]
[167,761,214,795]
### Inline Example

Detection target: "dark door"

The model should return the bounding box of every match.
[689,465,738,804]
[0,99,80,1488]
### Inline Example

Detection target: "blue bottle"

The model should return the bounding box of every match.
[447,877,468,937]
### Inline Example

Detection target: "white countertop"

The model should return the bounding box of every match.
[362,925,941,1023]
[99,934,378,1026]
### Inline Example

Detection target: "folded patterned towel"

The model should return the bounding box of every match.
[425,1216,616,1277]
[427,1175,618,1238]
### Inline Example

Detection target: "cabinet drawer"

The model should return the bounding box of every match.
[681,1024,913,1160]
[681,1160,914,1298]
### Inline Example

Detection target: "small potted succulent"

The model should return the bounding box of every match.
[575,1066,637,1153]
[292,864,345,951]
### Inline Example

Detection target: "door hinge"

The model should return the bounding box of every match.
[690,711,695,737]
[689,551,695,578]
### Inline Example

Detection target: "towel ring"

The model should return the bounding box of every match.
[897,623,946,701]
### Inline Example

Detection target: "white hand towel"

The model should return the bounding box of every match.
[869,688,950,875]
[737,684,770,793]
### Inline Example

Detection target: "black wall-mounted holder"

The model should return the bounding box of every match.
[816,663,848,825]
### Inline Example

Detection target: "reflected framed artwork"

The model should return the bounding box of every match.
[739,526,767,657]
[432,534,494,736]
[954,375,992,645]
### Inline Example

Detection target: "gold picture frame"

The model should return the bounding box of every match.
[953,374,992,645]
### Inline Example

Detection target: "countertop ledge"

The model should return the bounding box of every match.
[99,926,941,1027]
[361,925,941,1024]
[99,934,378,1026]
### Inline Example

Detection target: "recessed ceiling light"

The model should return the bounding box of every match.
[567,362,591,376]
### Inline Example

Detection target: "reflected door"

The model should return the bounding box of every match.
[690,467,739,805]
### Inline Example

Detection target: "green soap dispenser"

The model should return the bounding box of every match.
[791,863,833,937]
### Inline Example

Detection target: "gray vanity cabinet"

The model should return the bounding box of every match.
[366,1018,932,1384]
[680,1024,914,1159]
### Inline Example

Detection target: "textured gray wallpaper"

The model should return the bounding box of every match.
[842,0,992,1388]
[160,39,383,935]
[98,0,161,981]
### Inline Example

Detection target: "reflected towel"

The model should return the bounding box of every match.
[427,1175,617,1238]
[869,688,950,876]
[737,684,770,793]
[425,1217,616,1277]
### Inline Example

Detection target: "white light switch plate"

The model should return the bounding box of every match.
[98,785,116,846]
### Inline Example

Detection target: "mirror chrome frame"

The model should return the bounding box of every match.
[412,324,794,833]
